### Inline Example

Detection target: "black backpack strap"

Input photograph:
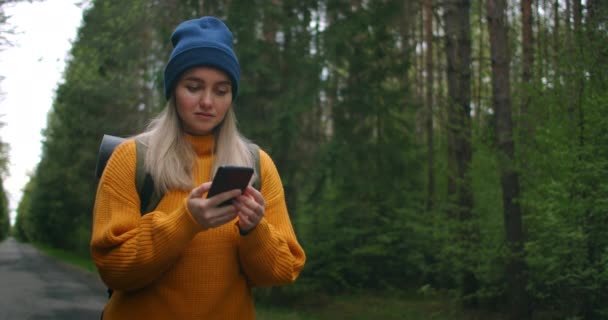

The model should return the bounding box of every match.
[95,134,161,215]
[247,143,262,191]
[134,138,163,215]
[95,135,126,180]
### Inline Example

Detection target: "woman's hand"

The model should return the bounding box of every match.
[187,182,242,229]
[233,186,266,235]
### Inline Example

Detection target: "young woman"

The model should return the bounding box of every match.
[91,16,306,319]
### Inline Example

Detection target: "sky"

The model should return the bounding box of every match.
[0,0,84,224]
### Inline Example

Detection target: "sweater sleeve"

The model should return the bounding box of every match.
[237,150,306,287]
[90,140,203,292]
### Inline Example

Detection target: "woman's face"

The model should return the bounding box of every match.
[174,66,233,136]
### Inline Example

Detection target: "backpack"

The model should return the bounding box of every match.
[95,134,262,215]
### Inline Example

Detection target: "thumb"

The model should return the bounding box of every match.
[189,181,212,199]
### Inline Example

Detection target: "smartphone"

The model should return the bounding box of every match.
[206,166,254,206]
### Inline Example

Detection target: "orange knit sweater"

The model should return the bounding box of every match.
[91,134,306,319]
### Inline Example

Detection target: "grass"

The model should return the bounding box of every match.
[32,242,98,273]
[256,291,508,320]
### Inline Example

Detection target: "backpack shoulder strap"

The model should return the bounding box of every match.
[96,134,161,214]
[134,138,163,215]
[247,143,262,191]
[95,134,125,180]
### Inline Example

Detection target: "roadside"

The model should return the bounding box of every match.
[0,237,107,320]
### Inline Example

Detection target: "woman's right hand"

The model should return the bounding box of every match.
[187,182,242,229]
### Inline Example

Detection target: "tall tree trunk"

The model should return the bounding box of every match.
[411,2,421,103]
[521,0,534,135]
[418,3,425,103]
[486,0,530,318]
[538,0,550,80]
[565,0,572,50]
[553,0,560,56]
[444,0,476,307]
[573,0,582,32]
[476,0,484,129]
[424,0,435,211]
[198,0,219,16]
[535,0,544,79]
[400,0,416,109]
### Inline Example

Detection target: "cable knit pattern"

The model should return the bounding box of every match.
[91,134,305,320]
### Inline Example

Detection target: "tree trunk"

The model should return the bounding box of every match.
[486,0,530,318]
[573,0,582,32]
[424,0,435,211]
[521,0,533,135]
[554,0,560,56]
[400,0,416,111]
[565,0,572,50]
[444,0,476,307]
[418,4,425,103]
[198,0,220,16]
[476,0,484,129]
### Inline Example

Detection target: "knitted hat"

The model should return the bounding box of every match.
[163,16,240,100]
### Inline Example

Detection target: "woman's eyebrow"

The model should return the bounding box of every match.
[183,77,231,86]
[183,76,204,83]
[214,80,232,86]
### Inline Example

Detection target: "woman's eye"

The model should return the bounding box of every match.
[187,85,200,92]
[216,87,230,96]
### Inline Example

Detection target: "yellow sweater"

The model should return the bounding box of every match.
[91,134,306,319]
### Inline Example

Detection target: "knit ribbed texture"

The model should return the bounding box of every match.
[91,135,305,319]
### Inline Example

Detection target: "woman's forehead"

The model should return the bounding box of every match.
[181,66,231,82]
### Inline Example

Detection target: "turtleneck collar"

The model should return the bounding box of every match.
[184,134,215,155]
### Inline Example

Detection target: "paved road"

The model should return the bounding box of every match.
[0,237,107,320]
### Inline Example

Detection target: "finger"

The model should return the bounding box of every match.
[237,207,260,233]
[195,204,237,228]
[234,198,255,215]
[236,199,263,226]
[216,203,238,216]
[237,211,253,230]
[237,194,262,213]
[207,189,242,207]
[238,194,264,218]
[190,182,212,199]
[244,186,265,206]
[210,208,238,227]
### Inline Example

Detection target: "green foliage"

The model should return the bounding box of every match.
[295,0,426,292]
[12,177,32,242]
[0,125,9,242]
[0,180,9,240]
[518,15,608,318]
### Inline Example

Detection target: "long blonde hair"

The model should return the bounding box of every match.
[136,98,254,193]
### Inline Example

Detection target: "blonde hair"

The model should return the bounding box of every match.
[136,98,254,193]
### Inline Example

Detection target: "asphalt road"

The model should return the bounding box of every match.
[0,237,107,320]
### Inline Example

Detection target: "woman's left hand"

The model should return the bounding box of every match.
[233,186,265,235]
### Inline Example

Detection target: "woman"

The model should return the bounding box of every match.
[91,16,306,319]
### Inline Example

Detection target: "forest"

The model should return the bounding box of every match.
[2,0,607,319]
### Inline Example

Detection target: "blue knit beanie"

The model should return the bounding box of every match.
[164,16,240,100]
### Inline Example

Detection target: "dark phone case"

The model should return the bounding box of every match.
[207,166,254,206]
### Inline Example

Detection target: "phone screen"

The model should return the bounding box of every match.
[206,166,254,206]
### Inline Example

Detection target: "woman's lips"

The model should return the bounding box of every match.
[195,112,214,118]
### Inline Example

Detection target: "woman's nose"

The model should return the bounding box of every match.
[199,91,213,106]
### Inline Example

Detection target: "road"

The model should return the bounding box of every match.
[0,237,107,320]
